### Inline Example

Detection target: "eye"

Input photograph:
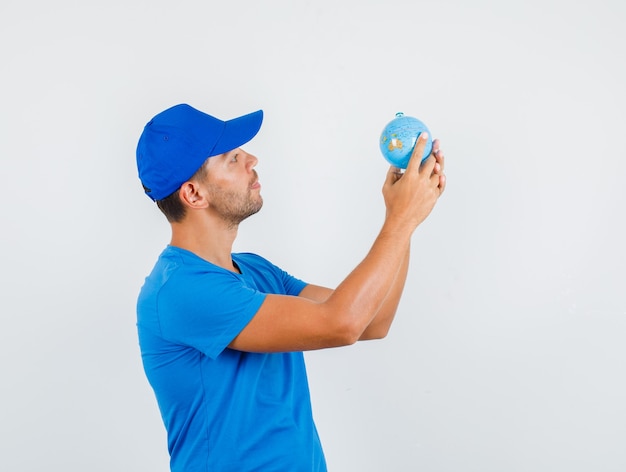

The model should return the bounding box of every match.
[230,153,238,163]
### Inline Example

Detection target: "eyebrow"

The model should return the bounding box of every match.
[225,149,241,159]
[217,151,233,161]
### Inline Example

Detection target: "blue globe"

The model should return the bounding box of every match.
[379,112,433,169]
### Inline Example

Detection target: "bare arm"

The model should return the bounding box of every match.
[360,139,446,339]
[229,134,446,353]
[358,242,410,340]
[297,141,445,341]
[297,243,409,341]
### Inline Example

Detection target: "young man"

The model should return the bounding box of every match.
[136,103,446,471]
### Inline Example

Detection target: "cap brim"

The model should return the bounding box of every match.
[210,109,264,156]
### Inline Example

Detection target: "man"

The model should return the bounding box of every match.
[136,103,446,471]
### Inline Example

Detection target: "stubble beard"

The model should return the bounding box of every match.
[208,185,263,229]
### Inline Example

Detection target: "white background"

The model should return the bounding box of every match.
[1,0,625,470]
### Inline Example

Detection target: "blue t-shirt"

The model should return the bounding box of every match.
[137,246,327,472]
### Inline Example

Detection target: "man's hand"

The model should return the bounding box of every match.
[382,134,446,232]
[229,136,447,354]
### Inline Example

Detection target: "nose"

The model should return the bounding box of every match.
[246,152,258,171]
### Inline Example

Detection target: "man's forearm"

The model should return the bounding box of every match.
[323,219,414,342]
[358,242,410,340]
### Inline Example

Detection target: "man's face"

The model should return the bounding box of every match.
[200,148,263,226]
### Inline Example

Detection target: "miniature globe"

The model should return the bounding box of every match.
[379,112,433,169]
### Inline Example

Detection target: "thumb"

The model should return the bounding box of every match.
[404,132,429,176]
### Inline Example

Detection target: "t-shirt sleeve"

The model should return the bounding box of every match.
[236,252,308,296]
[275,265,307,296]
[157,271,266,359]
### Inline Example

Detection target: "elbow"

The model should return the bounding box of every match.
[324,303,392,346]
[359,325,391,341]
[331,318,365,346]
[338,317,392,344]
[336,326,361,347]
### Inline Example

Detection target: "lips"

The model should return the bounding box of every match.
[249,171,261,189]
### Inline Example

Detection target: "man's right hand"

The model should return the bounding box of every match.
[382,133,446,234]
[229,134,446,354]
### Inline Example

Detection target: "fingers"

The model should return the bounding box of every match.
[386,134,446,197]
[390,165,403,177]
[431,138,440,157]
[432,142,446,195]
[428,139,446,195]
[405,132,435,176]
[438,173,447,194]
[384,165,403,188]
[434,147,445,174]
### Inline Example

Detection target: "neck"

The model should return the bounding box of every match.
[170,216,240,272]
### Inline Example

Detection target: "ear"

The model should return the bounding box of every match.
[178,181,209,210]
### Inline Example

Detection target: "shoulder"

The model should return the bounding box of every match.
[233,252,307,296]
[233,252,274,268]
[233,252,286,278]
[143,247,242,301]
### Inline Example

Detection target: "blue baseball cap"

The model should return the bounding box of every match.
[136,104,263,201]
